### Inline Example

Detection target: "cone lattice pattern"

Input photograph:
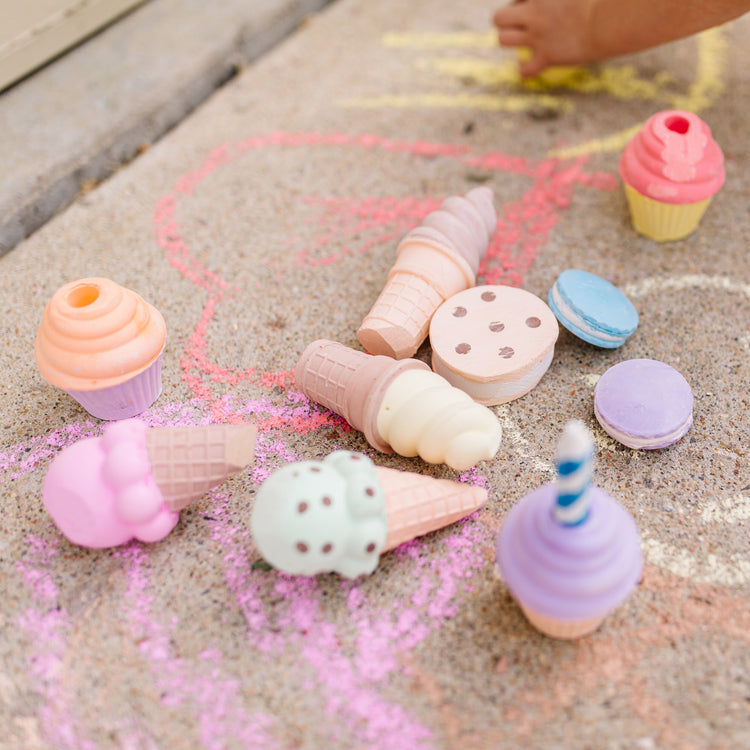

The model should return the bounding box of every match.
[295,340,434,454]
[357,272,445,359]
[376,466,486,551]
[357,187,497,359]
[146,424,257,511]
[294,342,365,425]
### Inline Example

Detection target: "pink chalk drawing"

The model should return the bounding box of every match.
[153,132,612,746]
[290,195,445,267]
[8,131,619,748]
[9,396,488,747]
[15,534,98,750]
[152,131,617,421]
[115,543,280,750]
[207,481,491,748]
[0,420,103,481]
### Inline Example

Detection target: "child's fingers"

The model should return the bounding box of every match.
[496,28,530,48]
[518,52,547,78]
[492,3,529,30]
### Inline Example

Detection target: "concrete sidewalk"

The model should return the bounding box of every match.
[0,0,333,253]
[2,0,750,748]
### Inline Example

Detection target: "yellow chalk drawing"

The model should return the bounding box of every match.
[418,54,677,100]
[344,26,728,157]
[551,29,727,158]
[346,91,570,114]
[382,30,497,49]
[671,26,727,111]
[552,124,642,159]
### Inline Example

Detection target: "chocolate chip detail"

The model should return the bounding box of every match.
[365,543,377,554]
[365,487,375,497]
[297,502,309,514]
[498,346,515,358]
[455,342,471,354]
[322,543,333,554]
[296,542,309,553]
[481,291,496,302]
[453,306,467,317]
[525,316,541,328]
[489,321,505,333]
[322,496,332,506]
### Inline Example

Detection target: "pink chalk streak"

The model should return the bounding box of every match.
[116,543,280,749]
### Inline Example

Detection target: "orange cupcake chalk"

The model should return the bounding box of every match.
[35,277,167,419]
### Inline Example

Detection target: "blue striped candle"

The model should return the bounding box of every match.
[554,420,595,526]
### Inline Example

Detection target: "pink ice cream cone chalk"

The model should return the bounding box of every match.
[495,420,642,639]
[42,419,257,548]
[251,450,488,577]
[35,277,167,420]
[295,339,502,471]
[357,187,497,359]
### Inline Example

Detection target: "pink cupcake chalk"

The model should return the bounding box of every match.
[35,277,167,419]
[619,109,725,241]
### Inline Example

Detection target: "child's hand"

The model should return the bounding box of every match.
[492,0,594,77]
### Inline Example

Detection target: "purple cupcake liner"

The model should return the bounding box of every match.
[66,356,163,420]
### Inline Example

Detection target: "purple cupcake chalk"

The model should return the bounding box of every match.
[594,359,693,449]
[496,420,643,639]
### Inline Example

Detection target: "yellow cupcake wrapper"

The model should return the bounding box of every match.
[623,184,713,242]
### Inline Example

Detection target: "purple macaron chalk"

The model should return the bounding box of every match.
[495,420,643,639]
[594,359,693,449]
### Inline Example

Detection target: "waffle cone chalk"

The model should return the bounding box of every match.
[358,187,497,359]
[495,420,642,639]
[295,339,502,471]
[35,277,167,419]
[43,419,257,548]
[251,451,487,577]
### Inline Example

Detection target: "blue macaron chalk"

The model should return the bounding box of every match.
[547,269,638,349]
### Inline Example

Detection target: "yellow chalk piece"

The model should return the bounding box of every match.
[516,47,588,89]
[422,55,673,100]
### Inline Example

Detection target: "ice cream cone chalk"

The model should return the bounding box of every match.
[357,187,497,360]
[251,450,488,577]
[42,419,257,548]
[295,339,502,472]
